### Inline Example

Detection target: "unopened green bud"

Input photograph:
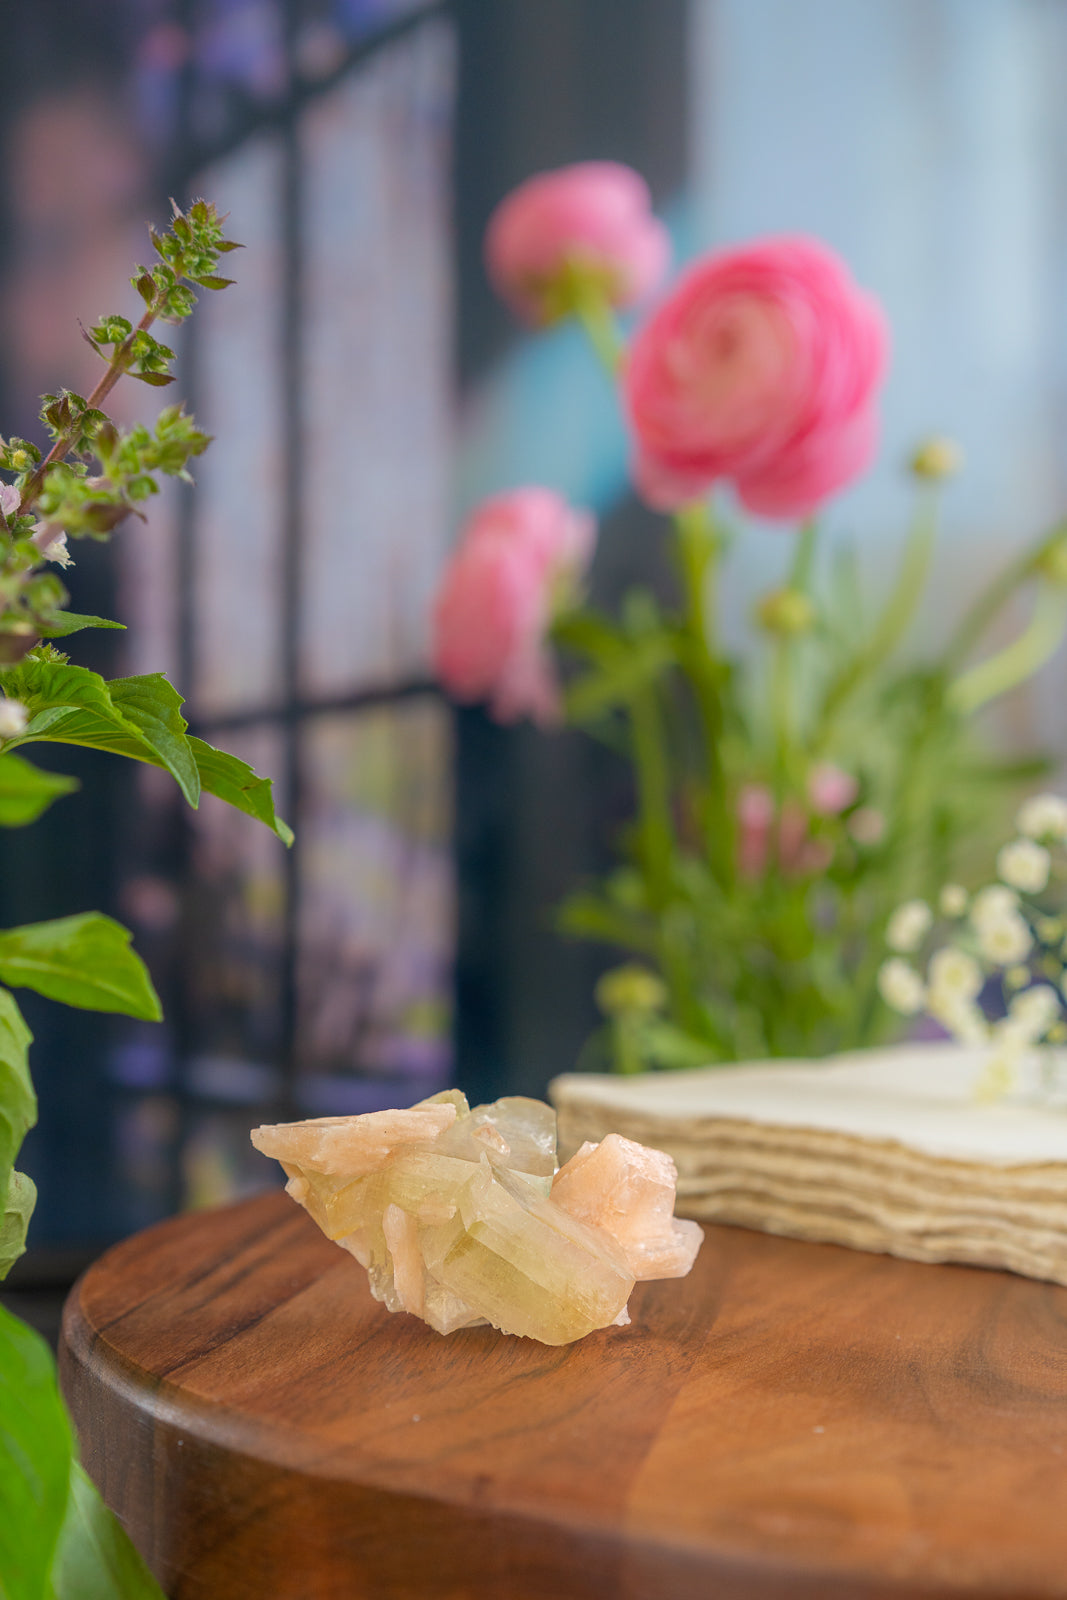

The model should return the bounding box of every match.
[1035,537,1067,587]
[595,963,667,1018]
[755,587,815,636]
[910,437,963,481]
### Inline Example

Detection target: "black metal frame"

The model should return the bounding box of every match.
[160,0,453,1141]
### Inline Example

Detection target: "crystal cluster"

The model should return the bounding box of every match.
[250,1090,702,1345]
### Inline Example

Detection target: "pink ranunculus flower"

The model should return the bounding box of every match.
[808,762,859,816]
[484,162,671,325]
[623,235,889,520]
[432,488,595,726]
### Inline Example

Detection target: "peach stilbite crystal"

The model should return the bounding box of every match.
[550,1134,703,1279]
[250,1092,701,1345]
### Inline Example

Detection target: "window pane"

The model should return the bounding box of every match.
[182,1104,280,1210]
[120,479,182,684]
[299,21,455,695]
[295,698,453,1112]
[192,134,286,715]
[184,726,289,1084]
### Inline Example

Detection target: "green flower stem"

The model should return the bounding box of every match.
[941,518,1067,672]
[770,636,793,798]
[947,585,1067,715]
[676,502,719,652]
[815,486,939,742]
[627,684,700,1031]
[673,502,732,879]
[574,294,625,374]
[16,302,161,518]
[789,517,818,593]
[610,1016,643,1075]
[770,519,818,804]
[629,684,674,909]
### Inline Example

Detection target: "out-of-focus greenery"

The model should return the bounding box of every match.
[556,447,1067,1071]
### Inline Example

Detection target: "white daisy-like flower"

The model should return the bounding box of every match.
[0,698,28,738]
[1008,983,1060,1037]
[970,884,1019,930]
[927,946,983,1003]
[977,913,1033,967]
[877,958,926,1016]
[885,899,933,954]
[1015,792,1067,841]
[938,883,968,918]
[997,837,1051,895]
[928,988,988,1046]
[974,1052,1016,1104]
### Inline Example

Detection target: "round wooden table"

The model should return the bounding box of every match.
[59,1188,1067,1599]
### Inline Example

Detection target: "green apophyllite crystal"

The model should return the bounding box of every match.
[251,1089,700,1346]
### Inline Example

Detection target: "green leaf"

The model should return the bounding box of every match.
[8,661,200,807]
[36,614,126,640]
[0,1305,73,1600]
[564,635,675,723]
[0,753,79,827]
[639,1020,716,1070]
[190,737,293,845]
[107,675,200,806]
[551,610,625,663]
[0,1168,36,1280]
[48,1462,164,1600]
[0,988,35,1188]
[556,891,656,955]
[0,914,162,1021]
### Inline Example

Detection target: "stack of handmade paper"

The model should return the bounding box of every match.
[550,1043,1067,1285]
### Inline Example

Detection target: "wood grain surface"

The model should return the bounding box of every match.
[59,1188,1067,1600]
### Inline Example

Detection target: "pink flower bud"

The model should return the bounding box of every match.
[737,783,775,878]
[432,488,595,726]
[808,762,859,816]
[623,235,889,519]
[485,162,670,325]
[737,783,834,879]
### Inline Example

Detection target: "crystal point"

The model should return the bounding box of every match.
[251,1094,700,1344]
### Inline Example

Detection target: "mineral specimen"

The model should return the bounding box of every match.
[250,1090,702,1345]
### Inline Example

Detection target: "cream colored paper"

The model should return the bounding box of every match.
[550,1043,1067,1286]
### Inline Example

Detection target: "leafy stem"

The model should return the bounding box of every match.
[947,585,1067,715]
[941,517,1067,672]
[559,261,626,375]
[673,502,730,879]
[770,518,818,802]
[814,484,940,747]
[16,305,158,518]
[629,684,674,911]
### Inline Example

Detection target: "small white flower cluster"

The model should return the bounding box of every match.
[877,792,1067,1096]
[0,698,28,739]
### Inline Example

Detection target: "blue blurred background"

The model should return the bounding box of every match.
[1,0,1066,1324]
